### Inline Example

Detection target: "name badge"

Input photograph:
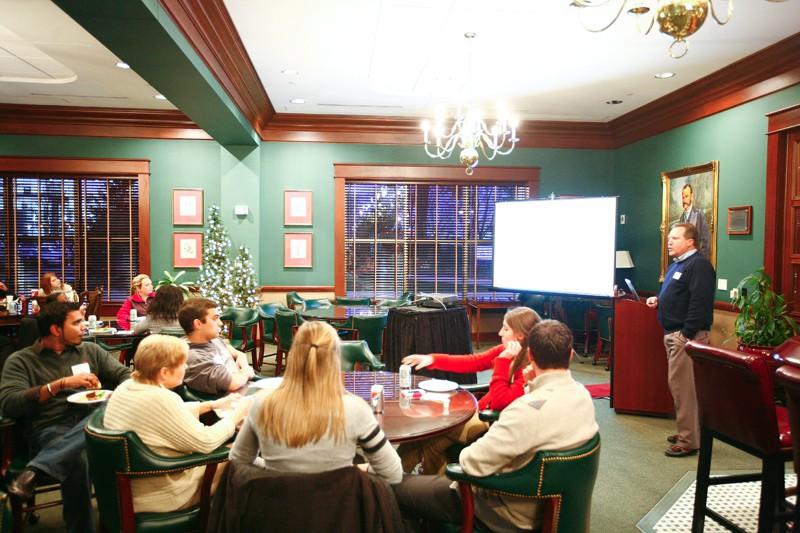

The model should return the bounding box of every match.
[71,363,91,375]
[672,271,682,280]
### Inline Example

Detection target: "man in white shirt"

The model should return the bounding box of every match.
[393,319,599,532]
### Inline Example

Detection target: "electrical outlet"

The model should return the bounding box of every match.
[619,214,626,224]
[730,288,739,300]
[717,279,727,291]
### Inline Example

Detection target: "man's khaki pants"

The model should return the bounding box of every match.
[663,330,709,450]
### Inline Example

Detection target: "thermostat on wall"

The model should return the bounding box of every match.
[234,205,249,216]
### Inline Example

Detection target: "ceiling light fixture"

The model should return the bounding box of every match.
[569,0,734,58]
[153,94,166,100]
[115,61,130,69]
[654,71,675,78]
[420,33,520,175]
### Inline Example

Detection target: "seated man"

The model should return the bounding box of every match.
[393,319,599,532]
[0,302,132,533]
[178,298,255,395]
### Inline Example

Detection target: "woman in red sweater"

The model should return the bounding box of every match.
[399,306,540,474]
[116,274,155,330]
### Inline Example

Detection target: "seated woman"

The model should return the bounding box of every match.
[104,334,250,513]
[116,274,155,330]
[38,272,78,302]
[398,306,540,474]
[133,285,184,335]
[230,321,402,485]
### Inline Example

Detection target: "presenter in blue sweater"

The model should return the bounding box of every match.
[646,222,715,457]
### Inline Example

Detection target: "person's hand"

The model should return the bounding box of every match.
[356,463,370,473]
[645,296,658,308]
[212,393,242,411]
[228,396,254,426]
[522,364,536,383]
[402,354,434,370]
[63,373,100,390]
[499,340,522,359]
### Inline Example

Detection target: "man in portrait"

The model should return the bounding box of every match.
[678,184,711,258]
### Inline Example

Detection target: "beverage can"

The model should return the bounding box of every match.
[129,309,137,322]
[399,364,412,389]
[370,384,384,413]
[399,389,412,409]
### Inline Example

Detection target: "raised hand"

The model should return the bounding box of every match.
[401,354,434,370]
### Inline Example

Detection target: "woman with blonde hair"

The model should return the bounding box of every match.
[399,306,541,474]
[104,334,249,513]
[230,321,402,484]
[38,272,78,302]
[116,274,154,330]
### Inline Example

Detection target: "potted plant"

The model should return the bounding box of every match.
[730,268,798,356]
[155,270,195,297]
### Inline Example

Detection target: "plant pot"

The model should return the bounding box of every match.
[736,343,774,358]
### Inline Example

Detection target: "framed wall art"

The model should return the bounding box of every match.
[173,232,203,268]
[284,232,313,268]
[172,189,204,225]
[660,161,719,280]
[284,190,313,226]
[727,205,752,235]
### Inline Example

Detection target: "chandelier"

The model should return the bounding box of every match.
[570,1,733,58]
[420,33,520,175]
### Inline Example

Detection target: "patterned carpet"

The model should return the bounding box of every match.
[637,471,796,532]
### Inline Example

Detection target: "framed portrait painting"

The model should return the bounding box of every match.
[172,189,204,225]
[173,232,203,268]
[660,161,719,280]
[284,233,313,268]
[284,190,313,226]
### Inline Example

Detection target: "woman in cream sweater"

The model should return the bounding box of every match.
[104,334,251,513]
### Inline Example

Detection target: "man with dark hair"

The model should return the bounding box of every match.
[179,298,254,395]
[646,222,715,457]
[0,301,131,533]
[679,184,711,258]
[394,319,598,532]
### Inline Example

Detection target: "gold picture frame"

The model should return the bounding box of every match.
[660,161,719,281]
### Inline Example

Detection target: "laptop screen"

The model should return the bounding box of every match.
[624,278,641,302]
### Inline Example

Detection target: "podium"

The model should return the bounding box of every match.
[612,299,674,417]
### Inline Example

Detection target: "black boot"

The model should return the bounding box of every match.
[7,467,39,502]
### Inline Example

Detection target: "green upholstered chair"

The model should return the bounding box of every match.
[340,340,386,371]
[257,303,287,373]
[351,314,388,356]
[274,310,302,375]
[334,296,372,306]
[219,307,262,371]
[84,408,229,533]
[445,433,601,533]
[92,337,137,367]
[285,291,330,311]
[158,327,186,338]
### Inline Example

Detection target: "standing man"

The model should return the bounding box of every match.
[0,302,132,533]
[679,184,711,258]
[646,222,715,457]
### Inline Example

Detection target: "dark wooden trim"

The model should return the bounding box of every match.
[160,0,275,133]
[0,104,210,140]
[260,285,335,292]
[767,103,800,134]
[714,301,738,313]
[334,176,346,295]
[0,156,151,283]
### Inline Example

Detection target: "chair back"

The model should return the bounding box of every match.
[777,364,800,478]
[258,303,287,342]
[775,336,800,366]
[220,307,258,343]
[274,310,299,352]
[286,291,305,310]
[85,409,130,532]
[340,340,386,371]
[353,314,388,355]
[334,296,371,306]
[685,341,782,455]
[79,286,103,316]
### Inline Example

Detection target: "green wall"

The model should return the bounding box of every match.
[615,84,800,298]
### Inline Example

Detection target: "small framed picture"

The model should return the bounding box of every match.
[727,206,752,235]
[284,190,313,226]
[284,233,313,268]
[173,232,203,268]
[173,189,204,225]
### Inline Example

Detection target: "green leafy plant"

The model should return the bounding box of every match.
[155,270,194,297]
[731,268,797,347]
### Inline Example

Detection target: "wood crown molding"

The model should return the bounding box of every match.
[260,285,335,293]
[160,0,275,133]
[0,104,210,140]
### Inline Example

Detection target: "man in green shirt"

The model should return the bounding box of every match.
[0,302,131,533]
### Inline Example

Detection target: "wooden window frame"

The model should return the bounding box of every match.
[333,163,540,296]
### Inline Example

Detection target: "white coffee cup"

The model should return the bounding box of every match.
[5,296,12,308]
[129,309,137,322]
[88,315,98,328]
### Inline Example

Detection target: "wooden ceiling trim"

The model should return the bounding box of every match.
[0,104,210,140]
[160,0,275,132]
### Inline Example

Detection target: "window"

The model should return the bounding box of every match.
[335,164,539,300]
[0,157,150,304]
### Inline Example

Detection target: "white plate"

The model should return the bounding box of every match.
[418,379,458,393]
[249,377,283,390]
[67,389,112,404]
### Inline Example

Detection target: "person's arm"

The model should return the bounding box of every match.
[183,356,235,395]
[353,399,402,484]
[147,391,236,454]
[486,357,526,411]
[229,398,263,464]
[427,345,505,373]
[225,342,255,378]
[116,298,132,330]
[682,260,716,339]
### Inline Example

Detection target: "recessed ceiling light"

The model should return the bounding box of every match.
[282,69,299,75]
[154,94,167,100]
[115,61,130,69]
[654,72,675,79]
[290,98,305,104]
[606,99,623,105]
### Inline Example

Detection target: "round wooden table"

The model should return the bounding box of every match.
[341,371,477,443]
[301,305,387,321]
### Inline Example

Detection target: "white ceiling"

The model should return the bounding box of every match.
[0,0,174,109]
[226,0,800,121]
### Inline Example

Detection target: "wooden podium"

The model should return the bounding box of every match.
[612,298,674,417]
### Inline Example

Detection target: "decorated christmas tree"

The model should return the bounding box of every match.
[230,245,258,308]
[199,204,233,307]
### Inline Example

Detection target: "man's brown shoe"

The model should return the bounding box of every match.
[667,434,679,444]
[664,444,698,457]
[7,468,38,502]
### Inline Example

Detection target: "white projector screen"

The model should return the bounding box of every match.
[493,197,617,298]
